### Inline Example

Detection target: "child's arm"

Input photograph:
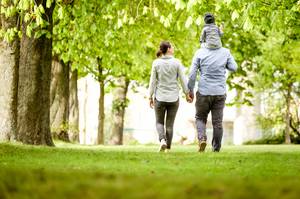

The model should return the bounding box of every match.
[219,23,224,37]
[200,28,206,43]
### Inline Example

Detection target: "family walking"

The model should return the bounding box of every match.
[148,13,237,153]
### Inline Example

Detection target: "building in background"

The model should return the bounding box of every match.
[78,75,262,145]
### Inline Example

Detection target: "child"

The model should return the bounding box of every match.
[200,13,223,49]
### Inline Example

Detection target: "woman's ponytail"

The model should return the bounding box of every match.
[156,50,163,58]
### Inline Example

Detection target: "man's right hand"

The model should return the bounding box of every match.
[186,94,192,103]
[186,91,194,103]
[188,91,194,103]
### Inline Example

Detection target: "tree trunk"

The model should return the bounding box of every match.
[284,83,292,144]
[0,7,19,142]
[17,2,55,146]
[82,78,88,144]
[50,57,70,142]
[97,58,105,144]
[110,76,130,145]
[68,69,79,142]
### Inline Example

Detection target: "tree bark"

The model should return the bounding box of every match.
[17,2,55,146]
[0,6,19,142]
[82,78,88,144]
[110,76,130,145]
[68,69,79,142]
[50,57,70,142]
[97,58,105,144]
[284,83,292,144]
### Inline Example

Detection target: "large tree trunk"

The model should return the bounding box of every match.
[82,78,88,144]
[284,83,292,144]
[50,57,70,142]
[110,76,130,145]
[0,6,19,142]
[97,58,105,144]
[68,69,79,142]
[17,2,55,146]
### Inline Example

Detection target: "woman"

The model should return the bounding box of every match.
[149,41,191,152]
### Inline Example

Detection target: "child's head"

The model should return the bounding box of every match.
[204,13,215,24]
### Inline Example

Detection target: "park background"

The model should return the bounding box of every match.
[0,0,300,198]
[0,0,299,146]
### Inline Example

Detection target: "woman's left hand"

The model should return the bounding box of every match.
[186,93,193,103]
[149,98,154,109]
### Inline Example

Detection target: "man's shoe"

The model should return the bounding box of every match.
[159,139,167,152]
[198,140,207,152]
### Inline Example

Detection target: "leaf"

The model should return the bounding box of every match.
[123,12,128,23]
[5,6,17,18]
[24,13,31,22]
[117,19,122,28]
[18,0,30,10]
[167,13,173,21]
[153,7,159,17]
[187,0,196,11]
[164,18,170,27]
[18,31,22,38]
[224,0,232,4]
[38,5,45,14]
[195,16,202,26]
[46,0,53,8]
[185,16,193,28]
[175,0,185,10]
[58,6,63,19]
[36,15,43,26]
[142,6,148,15]
[129,17,134,25]
[91,23,97,34]
[26,26,32,37]
[243,17,253,31]
[46,32,52,39]
[231,10,239,21]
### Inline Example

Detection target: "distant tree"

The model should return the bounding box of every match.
[231,0,300,143]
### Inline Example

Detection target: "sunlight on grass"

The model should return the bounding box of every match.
[1,143,300,199]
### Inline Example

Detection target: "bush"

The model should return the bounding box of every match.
[244,134,285,144]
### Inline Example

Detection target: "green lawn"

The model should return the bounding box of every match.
[1,143,300,199]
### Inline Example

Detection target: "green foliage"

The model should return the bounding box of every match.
[255,90,300,143]
[1,0,299,101]
[112,98,130,112]
[52,0,140,78]
[238,0,300,139]
[244,134,285,144]
[0,0,60,42]
[52,0,237,87]
[0,26,18,42]
[50,121,69,134]
[2,0,300,126]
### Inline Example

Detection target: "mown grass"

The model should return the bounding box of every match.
[1,143,300,199]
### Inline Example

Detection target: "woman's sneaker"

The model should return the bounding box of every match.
[198,140,207,152]
[159,139,167,152]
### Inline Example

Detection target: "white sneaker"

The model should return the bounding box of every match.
[159,139,167,152]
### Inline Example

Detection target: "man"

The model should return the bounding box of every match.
[187,47,237,152]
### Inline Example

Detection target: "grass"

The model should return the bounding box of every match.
[1,143,300,199]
